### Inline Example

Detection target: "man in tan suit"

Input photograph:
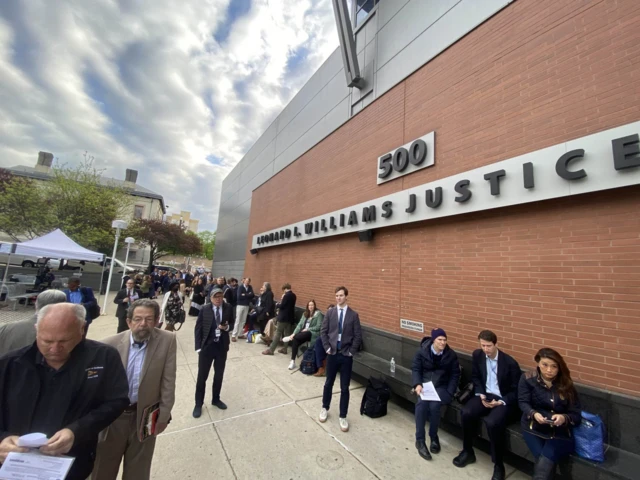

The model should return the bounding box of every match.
[92,299,177,480]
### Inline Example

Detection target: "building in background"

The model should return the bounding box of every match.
[166,210,199,233]
[212,0,640,404]
[6,153,166,265]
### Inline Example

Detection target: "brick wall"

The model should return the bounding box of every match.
[245,0,640,396]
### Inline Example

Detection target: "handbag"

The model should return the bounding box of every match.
[574,411,606,462]
[174,309,186,331]
[454,382,475,405]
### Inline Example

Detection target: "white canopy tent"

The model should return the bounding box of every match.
[1,229,105,293]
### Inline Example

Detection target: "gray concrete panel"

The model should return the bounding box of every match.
[233,197,252,223]
[377,0,512,97]
[238,163,273,199]
[239,139,276,187]
[377,0,460,70]
[377,0,411,30]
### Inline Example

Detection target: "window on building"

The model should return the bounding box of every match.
[134,205,144,219]
[129,250,137,260]
[354,0,379,27]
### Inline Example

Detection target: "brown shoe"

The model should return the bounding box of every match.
[313,367,326,377]
[231,337,237,343]
[277,348,288,355]
[238,335,246,340]
[262,349,274,355]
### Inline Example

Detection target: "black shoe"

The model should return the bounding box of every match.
[415,441,432,461]
[491,463,506,480]
[453,449,476,467]
[212,400,227,410]
[192,405,202,418]
[429,437,441,454]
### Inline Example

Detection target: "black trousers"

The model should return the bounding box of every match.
[290,331,312,360]
[117,315,129,333]
[195,343,228,406]
[462,396,516,465]
[322,353,353,418]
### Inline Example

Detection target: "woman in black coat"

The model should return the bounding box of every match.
[188,277,206,316]
[518,348,581,480]
[256,282,275,334]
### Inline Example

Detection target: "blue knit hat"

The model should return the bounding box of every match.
[431,328,447,341]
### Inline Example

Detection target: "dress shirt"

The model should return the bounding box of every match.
[69,290,82,304]
[430,344,444,356]
[328,306,348,353]
[127,333,148,404]
[485,351,503,398]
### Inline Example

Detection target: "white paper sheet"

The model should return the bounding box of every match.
[420,381,441,401]
[17,432,48,448]
[0,451,75,480]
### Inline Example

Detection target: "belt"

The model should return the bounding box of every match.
[124,403,137,413]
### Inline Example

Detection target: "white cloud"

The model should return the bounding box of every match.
[0,0,338,231]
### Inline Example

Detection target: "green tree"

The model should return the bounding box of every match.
[0,157,132,252]
[197,230,216,259]
[127,218,203,272]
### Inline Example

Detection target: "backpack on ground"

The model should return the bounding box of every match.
[246,330,261,343]
[300,348,317,375]
[360,377,391,418]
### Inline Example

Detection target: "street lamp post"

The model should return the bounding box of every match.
[123,237,135,273]
[102,220,128,315]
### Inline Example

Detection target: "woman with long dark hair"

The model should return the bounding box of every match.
[284,300,324,370]
[188,277,206,316]
[518,348,581,479]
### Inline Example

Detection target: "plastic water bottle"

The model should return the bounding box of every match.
[390,357,396,375]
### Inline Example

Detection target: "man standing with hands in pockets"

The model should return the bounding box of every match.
[318,286,362,433]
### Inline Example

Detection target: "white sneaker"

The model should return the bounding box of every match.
[319,408,328,423]
[288,360,296,370]
[339,417,349,432]
[282,336,291,343]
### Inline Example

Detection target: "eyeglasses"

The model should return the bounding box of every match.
[130,317,156,324]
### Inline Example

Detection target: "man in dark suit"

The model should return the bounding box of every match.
[318,286,361,433]
[113,279,144,333]
[262,283,297,355]
[453,330,521,480]
[63,278,98,335]
[193,287,235,417]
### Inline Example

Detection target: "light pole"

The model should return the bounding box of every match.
[123,237,135,273]
[102,219,128,315]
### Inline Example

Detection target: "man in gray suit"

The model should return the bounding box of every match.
[0,289,67,356]
[318,286,362,433]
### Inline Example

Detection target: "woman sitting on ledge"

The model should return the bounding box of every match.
[518,348,582,480]
[284,300,323,370]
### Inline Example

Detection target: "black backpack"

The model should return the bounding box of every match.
[300,348,317,375]
[360,377,391,418]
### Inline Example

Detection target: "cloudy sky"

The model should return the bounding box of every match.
[0,0,339,231]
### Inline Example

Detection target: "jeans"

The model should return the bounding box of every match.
[523,430,575,462]
[322,353,353,418]
[314,337,327,368]
[290,331,312,360]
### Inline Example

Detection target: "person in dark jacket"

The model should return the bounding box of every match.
[63,278,98,335]
[113,278,144,333]
[453,330,522,480]
[256,282,275,335]
[232,277,254,341]
[262,283,297,355]
[412,328,460,461]
[0,303,129,480]
[518,348,581,480]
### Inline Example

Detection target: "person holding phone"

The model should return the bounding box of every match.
[518,348,582,480]
[192,287,235,418]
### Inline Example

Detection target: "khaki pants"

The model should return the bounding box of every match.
[92,412,157,480]
[268,321,293,353]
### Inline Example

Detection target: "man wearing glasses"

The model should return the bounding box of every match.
[92,299,177,480]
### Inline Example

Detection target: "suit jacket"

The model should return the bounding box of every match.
[99,329,177,441]
[236,284,254,306]
[64,287,98,323]
[194,302,235,352]
[0,314,37,357]
[276,290,297,323]
[113,288,144,321]
[320,305,362,356]
[471,348,521,406]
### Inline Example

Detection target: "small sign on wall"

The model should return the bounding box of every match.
[401,319,424,333]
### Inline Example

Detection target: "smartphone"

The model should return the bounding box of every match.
[543,418,555,424]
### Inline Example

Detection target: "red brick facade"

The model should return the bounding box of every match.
[245,0,640,396]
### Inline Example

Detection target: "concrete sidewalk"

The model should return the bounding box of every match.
[88,304,529,480]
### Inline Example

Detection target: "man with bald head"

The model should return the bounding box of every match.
[0,303,129,480]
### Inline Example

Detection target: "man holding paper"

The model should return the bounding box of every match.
[92,299,177,480]
[0,303,130,480]
[411,328,460,461]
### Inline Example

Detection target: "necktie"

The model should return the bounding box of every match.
[337,309,344,350]
[214,307,220,342]
[134,340,145,348]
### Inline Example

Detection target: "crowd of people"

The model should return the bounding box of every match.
[0,271,584,480]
